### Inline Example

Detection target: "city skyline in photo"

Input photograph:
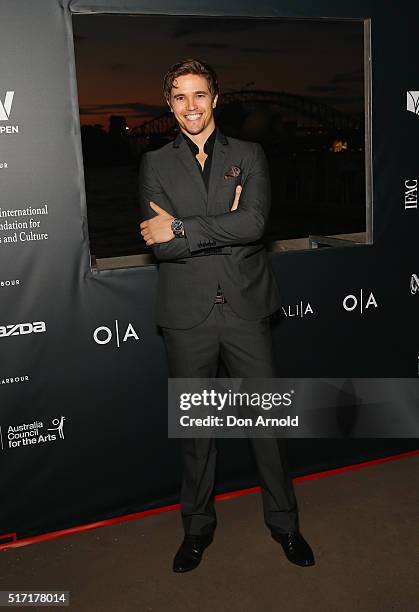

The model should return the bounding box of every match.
[72,14,365,130]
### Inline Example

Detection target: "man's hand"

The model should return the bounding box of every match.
[140,186,242,246]
[231,185,242,211]
[140,202,175,246]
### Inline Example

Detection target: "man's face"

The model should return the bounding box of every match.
[167,73,218,136]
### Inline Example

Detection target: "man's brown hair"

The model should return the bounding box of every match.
[163,58,219,103]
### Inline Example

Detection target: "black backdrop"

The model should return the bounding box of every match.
[0,0,418,541]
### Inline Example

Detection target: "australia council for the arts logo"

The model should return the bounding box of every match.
[407,91,419,116]
[0,91,18,134]
[0,416,66,451]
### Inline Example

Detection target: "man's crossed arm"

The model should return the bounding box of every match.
[139,143,269,260]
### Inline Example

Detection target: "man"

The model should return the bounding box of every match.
[139,59,314,572]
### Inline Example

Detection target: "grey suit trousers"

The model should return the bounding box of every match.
[162,302,299,536]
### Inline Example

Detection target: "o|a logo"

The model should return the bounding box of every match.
[343,290,378,313]
[411,274,419,295]
[0,91,14,120]
[93,320,140,348]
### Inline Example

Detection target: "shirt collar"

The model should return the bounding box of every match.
[181,127,217,156]
[172,126,228,149]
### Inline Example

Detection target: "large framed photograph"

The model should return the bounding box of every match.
[72,14,371,270]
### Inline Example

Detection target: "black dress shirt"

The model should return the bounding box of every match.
[181,127,224,296]
[181,127,217,192]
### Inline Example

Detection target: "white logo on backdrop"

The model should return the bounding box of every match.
[411,274,419,295]
[281,301,314,318]
[405,179,418,210]
[0,321,46,339]
[1,375,29,386]
[1,416,66,451]
[0,91,14,120]
[93,320,141,347]
[0,279,20,288]
[407,91,419,115]
[343,290,378,313]
[47,416,65,439]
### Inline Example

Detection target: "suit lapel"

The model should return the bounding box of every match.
[174,136,208,208]
[207,137,227,214]
[171,128,232,214]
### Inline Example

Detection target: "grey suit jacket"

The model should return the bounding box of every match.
[139,128,281,329]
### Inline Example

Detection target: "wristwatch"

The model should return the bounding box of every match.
[171,218,185,238]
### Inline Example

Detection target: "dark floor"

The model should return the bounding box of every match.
[1,454,418,612]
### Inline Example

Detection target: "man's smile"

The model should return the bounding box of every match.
[184,113,203,121]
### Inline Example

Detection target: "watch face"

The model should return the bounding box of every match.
[172,219,183,233]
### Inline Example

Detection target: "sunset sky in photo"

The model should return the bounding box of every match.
[72,14,365,130]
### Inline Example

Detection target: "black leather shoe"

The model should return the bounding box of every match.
[173,533,214,573]
[271,530,315,567]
